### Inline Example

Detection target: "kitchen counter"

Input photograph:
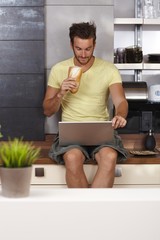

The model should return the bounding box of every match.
[0,187,160,240]
[33,134,160,164]
[1,134,160,187]
[29,134,160,186]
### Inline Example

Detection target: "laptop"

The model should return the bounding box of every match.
[59,121,114,146]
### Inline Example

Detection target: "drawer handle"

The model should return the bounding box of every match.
[35,168,44,177]
[115,167,122,177]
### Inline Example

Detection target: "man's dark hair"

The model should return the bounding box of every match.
[69,22,96,45]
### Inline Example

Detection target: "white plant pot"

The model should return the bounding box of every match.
[0,166,32,198]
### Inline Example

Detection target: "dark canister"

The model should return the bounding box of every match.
[144,129,156,151]
[125,45,143,63]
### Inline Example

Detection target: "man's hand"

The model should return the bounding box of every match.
[58,77,77,97]
[112,115,127,129]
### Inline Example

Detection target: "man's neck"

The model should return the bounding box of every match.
[74,56,95,73]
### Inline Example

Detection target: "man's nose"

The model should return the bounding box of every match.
[81,50,86,57]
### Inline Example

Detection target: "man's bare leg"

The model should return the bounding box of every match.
[91,147,117,188]
[63,148,89,188]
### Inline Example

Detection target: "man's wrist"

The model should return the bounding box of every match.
[56,92,63,99]
[115,114,126,119]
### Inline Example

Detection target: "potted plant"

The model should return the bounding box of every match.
[0,138,40,198]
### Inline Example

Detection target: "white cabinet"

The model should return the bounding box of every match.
[114,164,160,187]
[31,164,160,187]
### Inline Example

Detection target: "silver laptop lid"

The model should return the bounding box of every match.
[59,121,114,146]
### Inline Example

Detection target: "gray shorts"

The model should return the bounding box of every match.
[49,130,128,164]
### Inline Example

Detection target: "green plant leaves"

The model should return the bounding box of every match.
[0,138,40,168]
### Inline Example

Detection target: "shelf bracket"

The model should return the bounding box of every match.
[134,24,142,46]
[135,0,143,82]
[135,0,143,18]
[135,0,142,47]
[134,69,142,82]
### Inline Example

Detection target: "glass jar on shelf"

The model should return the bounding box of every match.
[154,0,160,18]
[143,0,156,18]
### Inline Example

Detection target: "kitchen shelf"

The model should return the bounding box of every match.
[114,18,160,25]
[115,63,160,70]
[115,63,143,70]
[143,18,160,25]
[114,1,160,73]
[143,63,160,70]
[114,18,143,25]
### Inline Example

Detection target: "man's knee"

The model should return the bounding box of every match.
[63,149,85,171]
[96,147,117,169]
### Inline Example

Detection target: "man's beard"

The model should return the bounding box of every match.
[73,49,94,66]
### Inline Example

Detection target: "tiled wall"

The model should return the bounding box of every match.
[0,0,45,140]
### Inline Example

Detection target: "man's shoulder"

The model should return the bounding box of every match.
[53,58,73,69]
[95,58,118,69]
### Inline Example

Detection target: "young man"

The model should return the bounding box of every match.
[43,22,128,188]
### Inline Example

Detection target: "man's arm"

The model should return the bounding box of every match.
[109,83,128,129]
[43,77,78,117]
[43,86,63,117]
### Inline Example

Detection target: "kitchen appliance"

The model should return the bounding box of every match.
[117,82,160,134]
[148,54,160,63]
[123,81,148,100]
[148,84,160,102]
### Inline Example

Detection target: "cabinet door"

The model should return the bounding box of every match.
[0,75,44,108]
[31,164,160,186]
[0,108,44,141]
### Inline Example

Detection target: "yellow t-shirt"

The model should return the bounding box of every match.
[48,57,122,121]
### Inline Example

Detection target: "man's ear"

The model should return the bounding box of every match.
[70,41,73,49]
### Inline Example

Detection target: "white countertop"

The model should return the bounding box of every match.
[1,187,160,240]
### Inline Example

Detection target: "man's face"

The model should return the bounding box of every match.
[71,37,95,66]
